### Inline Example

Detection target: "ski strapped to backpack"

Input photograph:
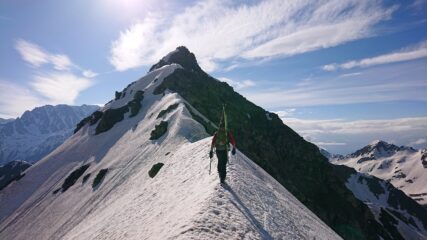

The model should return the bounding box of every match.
[215,105,230,151]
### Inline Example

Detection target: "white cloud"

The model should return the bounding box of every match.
[274,109,296,118]
[245,60,427,108]
[283,117,427,135]
[15,39,49,67]
[49,54,73,71]
[339,72,361,78]
[219,77,255,90]
[410,0,427,11]
[0,81,43,118]
[31,72,93,104]
[408,138,427,146]
[280,116,427,153]
[82,69,98,78]
[314,141,347,146]
[6,39,98,117]
[110,0,394,72]
[15,39,73,70]
[15,39,98,76]
[323,40,427,71]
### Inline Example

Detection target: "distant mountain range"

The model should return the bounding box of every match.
[0,104,99,165]
[328,140,427,207]
[319,141,427,238]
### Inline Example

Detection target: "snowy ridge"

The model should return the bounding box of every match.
[0,62,340,239]
[330,141,427,206]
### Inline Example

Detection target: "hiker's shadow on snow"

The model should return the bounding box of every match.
[223,184,273,240]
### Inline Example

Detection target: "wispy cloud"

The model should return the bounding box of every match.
[31,72,93,104]
[409,0,427,11]
[245,60,427,108]
[274,109,296,118]
[82,70,98,78]
[0,81,42,119]
[110,0,394,72]
[15,39,98,77]
[323,40,427,71]
[3,39,97,117]
[339,72,361,78]
[408,138,427,146]
[15,39,73,70]
[283,117,427,135]
[314,141,347,146]
[281,116,427,153]
[219,77,255,90]
[15,40,50,68]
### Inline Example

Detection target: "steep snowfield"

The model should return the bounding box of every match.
[0,64,340,239]
[331,141,427,206]
[345,173,427,239]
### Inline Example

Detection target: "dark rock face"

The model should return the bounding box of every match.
[150,121,168,140]
[148,163,164,178]
[75,91,144,135]
[421,149,427,168]
[149,46,202,73]
[92,169,108,189]
[0,160,31,191]
[157,103,180,119]
[151,48,394,239]
[60,164,90,192]
[95,106,129,134]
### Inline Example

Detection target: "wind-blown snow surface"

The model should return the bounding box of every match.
[330,141,427,206]
[0,64,340,239]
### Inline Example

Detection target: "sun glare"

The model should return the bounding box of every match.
[102,0,149,20]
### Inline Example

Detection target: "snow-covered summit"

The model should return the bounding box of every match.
[0,56,340,239]
[348,140,416,162]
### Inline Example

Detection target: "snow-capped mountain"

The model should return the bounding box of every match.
[0,118,13,131]
[0,104,99,165]
[330,140,427,207]
[0,47,417,239]
[0,160,31,191]
[0,53,339,240]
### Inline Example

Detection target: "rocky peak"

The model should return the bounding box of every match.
[349,140,417,164]
[149,46,202,72]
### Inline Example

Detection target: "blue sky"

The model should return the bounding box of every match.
[1,0,427,154]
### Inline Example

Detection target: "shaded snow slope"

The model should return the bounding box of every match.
[344,171,427,239]
[0,63,340,239]
[331,141,427,206]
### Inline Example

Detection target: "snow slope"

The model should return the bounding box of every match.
[330,140,427,206]
[0,64,340,239]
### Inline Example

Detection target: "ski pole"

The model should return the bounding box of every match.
[209,154,212,175]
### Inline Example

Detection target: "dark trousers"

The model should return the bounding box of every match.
[216,150,228,182]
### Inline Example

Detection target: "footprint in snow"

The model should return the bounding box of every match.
[212,209,220,215]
